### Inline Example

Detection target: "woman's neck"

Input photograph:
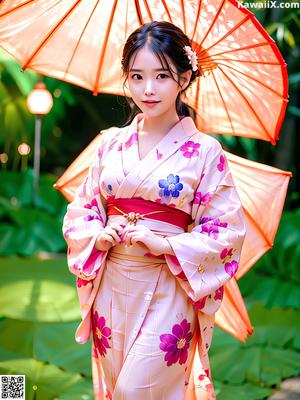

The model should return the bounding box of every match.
[139,111,181,137]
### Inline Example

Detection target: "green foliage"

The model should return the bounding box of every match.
[0,256,79,321]
[239,208,300,309]
[0,255,93,399]
[211,304,300,399]
[0,359,93,400]
[0,169,67,256]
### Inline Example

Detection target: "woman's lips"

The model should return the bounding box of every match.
[142,101,161,107]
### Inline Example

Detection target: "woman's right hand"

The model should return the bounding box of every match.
[95,222,124,251]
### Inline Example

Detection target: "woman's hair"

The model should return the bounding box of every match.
[120,21,200,126]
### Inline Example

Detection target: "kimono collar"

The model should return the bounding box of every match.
[130,112,198,140]
[115,112,200,198]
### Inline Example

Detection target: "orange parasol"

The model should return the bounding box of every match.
[53,131,292,342]
[0,0,292,341]
[0,0,288,143]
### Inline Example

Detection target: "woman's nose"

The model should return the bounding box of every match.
[144,81,155,95]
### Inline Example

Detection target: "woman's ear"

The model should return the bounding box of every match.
[180,70,192,91]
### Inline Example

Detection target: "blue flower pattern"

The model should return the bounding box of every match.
[158,174,183,199]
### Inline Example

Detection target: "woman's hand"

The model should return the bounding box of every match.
[122,224,174,256]
[95,222,123,251]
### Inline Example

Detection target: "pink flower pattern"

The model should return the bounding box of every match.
[200,216,228,239]
[214,286,224,301]
[217,154,225,171]
[83,198,103,222]
[156,149,163,160]
[180,140,201,158]
[124,132,138,150]
[77,278,90,288]
[220,247,239,277]
[194,191,213,206]
[189,295,208,310]
[159,319,193,366]
[92,311,111,358]
[225,260,239,277]
[63,226,76,239]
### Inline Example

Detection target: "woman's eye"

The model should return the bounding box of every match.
[131,74,142,80]
[157,73,169,79]
[130,73,169,80]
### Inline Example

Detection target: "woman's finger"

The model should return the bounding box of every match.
[124,230,134,247]
[109,222,124,235]
[104,226,121,242]
[124,231,145,247]
[99,233,114,244]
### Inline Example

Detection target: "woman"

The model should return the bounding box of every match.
[62,21,246,400]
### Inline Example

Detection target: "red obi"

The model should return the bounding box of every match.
[107,197,192,230]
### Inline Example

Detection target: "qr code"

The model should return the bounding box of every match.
[0,376,25,399]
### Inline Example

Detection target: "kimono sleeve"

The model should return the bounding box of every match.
[165,139,246,314]
[62,141,108,281]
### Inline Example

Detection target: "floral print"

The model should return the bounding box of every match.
[224,260,239,277]
[159,319,193,366]
[83,198,103,222]
[189,295,208,310]
[180,140,201,158]
[214,286,224,301]
[92,311,111,358]
[158,174,183,200]
[220,247,239,277]
[217,154,225,171]
[105,389,112,400]
[194,191,212,206]
[102,182,114,197]
[77,277,90,288]
[124,132,138,150]
[200,216,228,239]
[156,149,163,160]
[84,214,103,222]
[63,226,76,239]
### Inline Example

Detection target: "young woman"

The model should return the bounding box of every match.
[62,21,246,400]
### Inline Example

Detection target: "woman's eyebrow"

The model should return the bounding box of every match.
[129,68,168,72]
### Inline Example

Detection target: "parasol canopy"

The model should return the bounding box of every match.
[0,0,288,143]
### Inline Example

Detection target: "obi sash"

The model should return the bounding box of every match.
[107,197,192,230]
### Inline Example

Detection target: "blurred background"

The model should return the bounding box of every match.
[0,1,299,399]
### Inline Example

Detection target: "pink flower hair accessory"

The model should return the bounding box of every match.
[183,45,198,72]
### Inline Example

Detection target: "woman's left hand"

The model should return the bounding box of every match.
[122,224,170,256]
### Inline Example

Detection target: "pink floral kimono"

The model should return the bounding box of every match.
[62,113,246,399]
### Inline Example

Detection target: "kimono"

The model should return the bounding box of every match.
[62,112,246,399]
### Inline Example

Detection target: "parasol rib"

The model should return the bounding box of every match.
[160,0,173,23]
[93,0,119,95]
[215,61,285,99]
[198,0,227,50]
[211,68,235,134]
[218,65,273,143]
[180,0,186,33]
[134,0,144,25]
[141,0,154,21]
[22,0,82,71]
[191,0,203,43]
[64,0,100,82]
[0,0,34,18]
[205,58,283,66]
[199,15,251,56]
[200,41,271,61]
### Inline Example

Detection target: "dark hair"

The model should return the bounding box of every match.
[120,21,200,126]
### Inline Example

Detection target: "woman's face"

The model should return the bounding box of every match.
[127,45,191,118]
